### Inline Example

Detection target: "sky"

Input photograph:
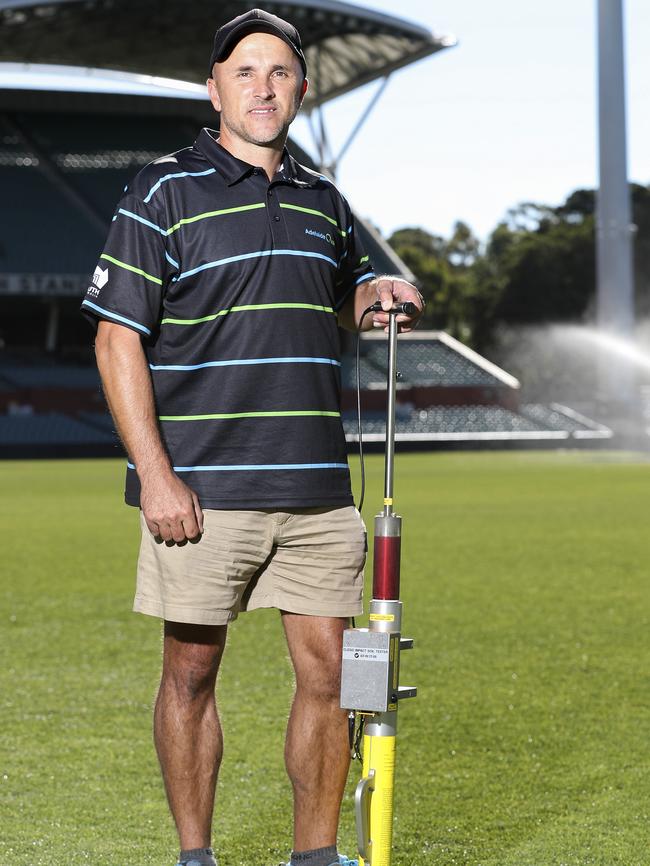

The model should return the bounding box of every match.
[290,0,650,243]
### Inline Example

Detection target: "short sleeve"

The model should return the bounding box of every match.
[80,185,175,337]
[334,198,375,312]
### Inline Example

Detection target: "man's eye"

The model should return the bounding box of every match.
[273,70,288,78]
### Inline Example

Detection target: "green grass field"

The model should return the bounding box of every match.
[2,451,650,866]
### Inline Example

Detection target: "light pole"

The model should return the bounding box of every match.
[595,0,636,408]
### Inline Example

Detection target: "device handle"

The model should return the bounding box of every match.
[355,768,375,862]
[368,301,417,316]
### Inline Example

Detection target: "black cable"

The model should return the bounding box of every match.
[355,305,375,514]
[353,713,366,762]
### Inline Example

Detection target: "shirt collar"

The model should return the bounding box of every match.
[283,151,321,188]
[195,128,254,185]
[195,128,320,188]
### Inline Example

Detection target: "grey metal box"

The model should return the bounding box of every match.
[340,628,399,712]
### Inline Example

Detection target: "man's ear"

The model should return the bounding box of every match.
[300,77,309,100]
[207,76,222,113]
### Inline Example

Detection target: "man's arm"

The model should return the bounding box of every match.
[338,276,424,333]
[95,320,203,543]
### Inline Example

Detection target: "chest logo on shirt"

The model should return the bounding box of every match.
[305,227,336,247]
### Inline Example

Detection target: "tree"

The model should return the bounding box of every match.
[386,183,650,350]
[388,221,480,340]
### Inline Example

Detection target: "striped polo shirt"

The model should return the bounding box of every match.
[81,128,375,509]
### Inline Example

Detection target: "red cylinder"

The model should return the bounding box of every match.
[373,535,401,600]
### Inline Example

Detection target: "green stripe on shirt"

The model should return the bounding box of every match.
[161,302,335,326]
[166,202,266,235]
[279,203,346,236]
[100,253,163,285]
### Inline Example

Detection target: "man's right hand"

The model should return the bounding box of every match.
[140,470,204,543]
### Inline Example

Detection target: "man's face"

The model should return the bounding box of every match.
[207,32,307,150]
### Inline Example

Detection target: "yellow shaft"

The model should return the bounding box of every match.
[359,733,396,866]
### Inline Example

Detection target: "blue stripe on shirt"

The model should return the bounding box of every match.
[177,249,338,281]
[127,461,348,472]
[81,300,151,335]
[149,356,341,372]
[143,168,217,203]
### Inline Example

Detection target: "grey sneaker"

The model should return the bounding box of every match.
[176,860,216,866]
[279,857,358,866]
[176,858,217,866]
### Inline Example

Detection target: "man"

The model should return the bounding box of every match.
[82,9,422,866]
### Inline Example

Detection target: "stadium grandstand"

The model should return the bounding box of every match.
[341,331,612,447]
[0,0,612,457]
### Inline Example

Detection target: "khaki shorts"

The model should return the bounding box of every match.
[133,506,367,625]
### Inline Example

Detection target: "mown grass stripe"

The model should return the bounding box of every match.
[5,453,650,863]
[159,410,341,421]
[99,253,162,285]
[279,203,346,236]
[166,202,266,235]
[161,302,334,326]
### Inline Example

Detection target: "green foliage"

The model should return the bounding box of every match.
[389,222,480,341]
[2,454,650,865]
[387,182,650,350]
[487,206,596,326]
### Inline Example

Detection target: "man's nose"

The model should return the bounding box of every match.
[255,79,275,99]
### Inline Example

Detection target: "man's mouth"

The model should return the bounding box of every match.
[249,107,277,115]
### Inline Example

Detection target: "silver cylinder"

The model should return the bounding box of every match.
[374,513,402,538]
[365,710,397,737]
[368,598,402,633]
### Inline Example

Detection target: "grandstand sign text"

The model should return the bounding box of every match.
[0,273,88,297]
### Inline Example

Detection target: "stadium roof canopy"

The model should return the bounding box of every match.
[0,0,455,110]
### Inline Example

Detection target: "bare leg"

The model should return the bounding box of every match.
[154,621,227,850]
[282,613,351,851]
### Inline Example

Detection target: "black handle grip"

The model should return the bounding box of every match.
[369,301,418,316]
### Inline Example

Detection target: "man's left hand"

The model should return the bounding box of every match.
[369,277,424,333]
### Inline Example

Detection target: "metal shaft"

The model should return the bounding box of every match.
[383,314,399,515]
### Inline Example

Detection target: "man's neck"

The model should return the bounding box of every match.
[217,130,285,180]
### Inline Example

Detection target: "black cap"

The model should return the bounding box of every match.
[209,8,307,77]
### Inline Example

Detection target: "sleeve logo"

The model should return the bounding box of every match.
[87,265,109,297]
[92,265,109,288]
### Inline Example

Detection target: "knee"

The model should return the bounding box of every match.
[165,662,218,705]
[162,645,222,705]
[295,651,343,706]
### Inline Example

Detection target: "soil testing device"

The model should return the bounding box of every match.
[341,303,418,866]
